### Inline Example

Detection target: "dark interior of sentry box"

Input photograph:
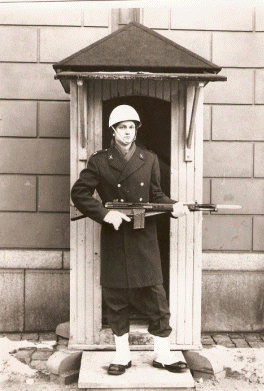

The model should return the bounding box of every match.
[102,96,171,326]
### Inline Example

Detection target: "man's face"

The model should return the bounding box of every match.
[114,121,136,146]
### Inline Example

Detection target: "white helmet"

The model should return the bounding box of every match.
[109,105,141,128]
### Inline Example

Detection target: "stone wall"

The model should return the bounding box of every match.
[0,4,263,332]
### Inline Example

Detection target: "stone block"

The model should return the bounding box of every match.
[183,347,224,379]
[38,102,70,138]
[203,178,210,204]
[212,105,264,141]
[0,175,36,211]
[231,339,249,348]
[0,101,37,137]
[211,178,264,214]
[159,30,211,60]
[0,26,37,62]
[39,332,57,342]
[40,27,109,63]
[22,333,39,341]
[84,8,109,26]
[247,341,264,348]
[0,8,81,26]
[56,321,70,340]
[25,270,70,331]
[203,142,253,178]
[244,333,262,341]
[4,333,22,341]
[0,250,62,269]
[143,8,170,29]
[254,143,264,177]
[0,63,69,100]
[256,7,264,31]
[203,252,264,271]
[0,270,24,332]
[201,335,214,345]
[253,216,264,251]
[63,251,70,269]
[0,213,70,249]
[213,32,264,67]
[38,176,70,212]
[202,271,264,332]
[31,360,48,371]
[15,349,34,365]
[203,105,211,141]
[50,370,79,385]
[0,139,70,174]
[47,349,82,375]
[171,6,253,31]
[255,70,264,103]
[203,215,252,250]
[204,69,253,104]
[32,350,53,360]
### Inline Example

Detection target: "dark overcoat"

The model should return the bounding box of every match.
[71,145,175,289]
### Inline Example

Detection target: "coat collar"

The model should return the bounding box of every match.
[107,146,146,182]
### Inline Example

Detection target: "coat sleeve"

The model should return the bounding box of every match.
[71,155,109,224]
[149,154,177,205]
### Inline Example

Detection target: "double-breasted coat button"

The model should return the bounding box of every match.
[139,198,143,201]
[117,184,121,187]
[121,199,124,202]
[140,182,144,186]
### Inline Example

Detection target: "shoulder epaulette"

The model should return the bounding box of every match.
[138,146,155,155]
[92,149,108,156]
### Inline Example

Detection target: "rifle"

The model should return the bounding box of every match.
[71,201,242,229]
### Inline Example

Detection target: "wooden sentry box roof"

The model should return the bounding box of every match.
[54,22,221,73]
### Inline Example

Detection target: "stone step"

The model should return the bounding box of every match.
[78,351,195,390]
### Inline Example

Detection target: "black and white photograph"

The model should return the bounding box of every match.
[0,1,264,390]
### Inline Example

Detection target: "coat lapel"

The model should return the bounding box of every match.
[118,147,145,183]
[107,147,126,172]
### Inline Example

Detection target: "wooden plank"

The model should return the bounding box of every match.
[78,82,87,161]
[133,79,141,95]
[102,79,111,101]
[110,79,118,98]
[125,79,133,96]
[185,84,195,345]
[176,81,187,345]
[140,79,149,96]
[156,80,163,100]
[76,216,87,344]
[192,83,204,346]
[70,80,78,345]
[93,80,103,343]
[84,80,96,345]
[163,80,171,101]
[169,80,179,345]
[149,79,156,97]
[117,79,126,97]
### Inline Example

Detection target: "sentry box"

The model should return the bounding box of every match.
[54,22,226,350]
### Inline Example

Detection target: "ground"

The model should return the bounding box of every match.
[1,337,264,390]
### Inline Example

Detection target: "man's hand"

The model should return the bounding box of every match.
[172,202,190,218]
[103,211,131,230]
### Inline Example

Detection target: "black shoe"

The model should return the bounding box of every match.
[108,361,132,375]
[153,360,189,373]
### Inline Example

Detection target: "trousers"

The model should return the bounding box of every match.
[102,284,172,337]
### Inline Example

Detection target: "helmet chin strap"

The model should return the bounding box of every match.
[111,126,136,145]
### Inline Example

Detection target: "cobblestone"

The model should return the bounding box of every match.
[231,338,250,348]
[31,350,53,360]
[22,333,39,341]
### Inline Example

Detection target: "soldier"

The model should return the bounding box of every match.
[71,105,190,375]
